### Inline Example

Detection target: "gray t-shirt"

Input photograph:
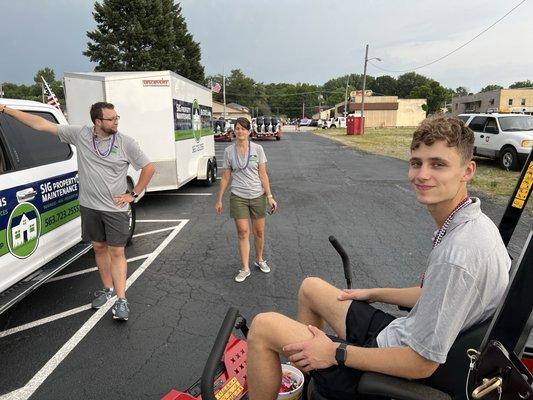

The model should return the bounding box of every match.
[58,125,150,212]
[376,198,511,364]
[223,142,267,199]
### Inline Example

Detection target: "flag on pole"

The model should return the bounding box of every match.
[211,82,221,94]
[41,76,61,111]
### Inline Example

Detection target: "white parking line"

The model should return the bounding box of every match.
[132,227,177,238]
[148,193,212,196]
[0,220,189,400]
[46,254,151,283]
[394,184,411,194]
[137,219,183,222]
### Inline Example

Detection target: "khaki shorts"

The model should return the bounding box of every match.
[230,193,267,219]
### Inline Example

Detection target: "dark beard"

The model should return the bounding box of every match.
[102,126,118,135]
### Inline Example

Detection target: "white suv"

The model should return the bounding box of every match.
[458,113,533,170]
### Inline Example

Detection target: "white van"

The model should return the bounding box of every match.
[64,71,217,190]
[0,99,90,313]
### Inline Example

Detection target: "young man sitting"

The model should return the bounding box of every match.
[246,116,511,400]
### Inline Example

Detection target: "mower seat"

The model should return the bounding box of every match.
[308,320,490,400]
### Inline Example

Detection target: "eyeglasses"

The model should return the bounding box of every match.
[99,116,120,122]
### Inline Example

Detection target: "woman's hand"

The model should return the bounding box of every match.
[338,288,376,303]
[268,197,278,214]
[215,200,223,215]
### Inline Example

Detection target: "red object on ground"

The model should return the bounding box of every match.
[346,116,364,135]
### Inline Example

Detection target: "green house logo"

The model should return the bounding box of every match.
[7,202,41,259]
[192,99,202,143]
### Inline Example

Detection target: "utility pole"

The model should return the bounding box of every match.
[361,44,382,134]
[302,102,305,119]
[344,74,350,117]
[361,44,369,134]
[0,83,4,98]
[222,69,227,120]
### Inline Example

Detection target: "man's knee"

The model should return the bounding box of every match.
[92,241,108,254]
[248,312,284,345]
[237,229,249,240]
[107,246,125,259]
[298,276,327,304]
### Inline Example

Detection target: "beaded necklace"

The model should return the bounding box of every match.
[420,196,472,287]
[92,129,116,158]
[234,142,250,170]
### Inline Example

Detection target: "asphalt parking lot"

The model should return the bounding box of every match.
[0,131,531,399]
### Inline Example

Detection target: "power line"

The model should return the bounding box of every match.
[369,0,527,74]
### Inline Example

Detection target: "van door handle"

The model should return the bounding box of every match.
[480,134,484,138]
[16,188,37,203]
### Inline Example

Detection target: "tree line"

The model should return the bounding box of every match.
[2,0,531,118]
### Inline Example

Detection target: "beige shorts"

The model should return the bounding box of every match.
[230,193,267,219]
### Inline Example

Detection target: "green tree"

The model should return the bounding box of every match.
[209,70,269,115]
[454,86,469,96]
[409,80,448,113]
[84,0,204,83]
[509,80,533,89]
[33,68,55,85]
[480,84,503,92]
[368,75,398,96]
[396,72,430,98]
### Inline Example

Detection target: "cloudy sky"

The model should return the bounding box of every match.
[1,0,531,92]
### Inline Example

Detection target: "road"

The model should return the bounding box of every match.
[0,131,530,399]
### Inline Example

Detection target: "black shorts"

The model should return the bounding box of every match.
[310,301,396,400]
[80,205,130,247]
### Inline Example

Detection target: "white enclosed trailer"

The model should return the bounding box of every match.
[63,71,217,192]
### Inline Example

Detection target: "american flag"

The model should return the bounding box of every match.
[41,77,61,111]
[211,82,221,93]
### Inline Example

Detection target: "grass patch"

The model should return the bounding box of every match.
[314,127,531,212]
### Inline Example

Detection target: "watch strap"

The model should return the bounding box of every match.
[335,342,348,367]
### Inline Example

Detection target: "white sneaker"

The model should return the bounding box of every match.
[235,269,251,282]
[254,260,271,273]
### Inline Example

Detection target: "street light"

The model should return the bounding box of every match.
[361,44,381,134]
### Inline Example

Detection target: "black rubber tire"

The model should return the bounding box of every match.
[276,136,281,141]
[499,147,520,171]
[204,161,214,186]
[331,125,336,128]
[211,161,218,183]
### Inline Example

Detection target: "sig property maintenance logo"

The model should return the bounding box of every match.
[7,202,41,259]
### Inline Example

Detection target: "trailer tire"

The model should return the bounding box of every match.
[276,136,281,141]
[211,162,218,183]
[204,161,214,186]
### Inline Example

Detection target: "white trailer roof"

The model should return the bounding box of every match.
[64,71,209,92]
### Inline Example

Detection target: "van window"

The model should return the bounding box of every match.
[484,117,498,134]
[468,116,487,131]
[0,111,71,171]
[457,115,470,123]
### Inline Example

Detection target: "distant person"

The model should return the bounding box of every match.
[245,115,510,400]
[215,117,278,282]
[295,119,300,132]
[0,102,155,321]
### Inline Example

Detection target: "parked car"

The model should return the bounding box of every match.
[323,116,347,129]
[459,113,533,170]
[299,118,312,126]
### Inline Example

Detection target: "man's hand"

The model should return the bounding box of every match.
[215,200,223,215]
[113,193,134,208]
[268,196,277,214]
[282,326,337,372]
[338,288,375,302]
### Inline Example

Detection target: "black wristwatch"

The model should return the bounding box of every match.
[129,191,139,199]
[335,342,348,367]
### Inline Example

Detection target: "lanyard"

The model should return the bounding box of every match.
[92,131,116,158]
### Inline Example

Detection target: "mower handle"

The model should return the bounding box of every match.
[329,235,352,289]
[200,307,240,400]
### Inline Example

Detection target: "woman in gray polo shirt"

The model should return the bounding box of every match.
[215,118,278,282]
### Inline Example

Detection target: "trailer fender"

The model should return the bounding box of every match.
[197,156,216,180]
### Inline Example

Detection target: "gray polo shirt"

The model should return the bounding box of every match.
[376,198,511,363]
[58,125,150,212]
[223,142,267,199]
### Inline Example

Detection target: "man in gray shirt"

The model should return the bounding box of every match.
[0,102,155,321]
[245,116,511,400]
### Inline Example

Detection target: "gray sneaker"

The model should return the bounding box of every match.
[91,288,116,309]
[254,260,271,273]
[235,269,251,282]
[112,298,129,321]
